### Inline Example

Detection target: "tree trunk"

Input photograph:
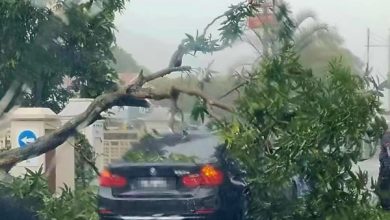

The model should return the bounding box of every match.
[32,80,44,107]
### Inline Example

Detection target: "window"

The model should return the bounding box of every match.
[111,147,119,155]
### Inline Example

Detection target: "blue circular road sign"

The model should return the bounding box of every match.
[17,130,37,149]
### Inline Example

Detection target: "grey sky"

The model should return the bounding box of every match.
[115,0,390,78]
[114,0,245,72]
[114,0,390,111]
[288,0,390,79]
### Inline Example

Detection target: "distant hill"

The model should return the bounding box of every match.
[111,46,151,75]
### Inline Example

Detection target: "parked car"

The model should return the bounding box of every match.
[97,128,249,220]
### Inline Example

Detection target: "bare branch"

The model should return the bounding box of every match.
[168,88,183,132]
[201,1,248,37]
[206,104,224,125]
[142,66,192,83]
[169,43,187,68]
[219,81,248,100]
[133,86,234,113]
[168,99,184,132]
[0,76,235,170]
[0,91,143,169]
[173,86,234,112]
[0,2,247,170]
[73,143,100,176]
[0,81,22,118]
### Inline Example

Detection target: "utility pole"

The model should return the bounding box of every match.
[366,28,390,119]
[388,29,390,79]
[366,28,370,71]
[365,29,390,118]
[388,29,390,113]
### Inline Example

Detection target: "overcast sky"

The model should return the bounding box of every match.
[115,0,390,78]
[114,0,390,110]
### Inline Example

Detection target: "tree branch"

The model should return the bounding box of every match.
[219,81,248,100]
[73,144,100,176]
[0,77,233,170]
[0,81,23,118]
[202,14,226,37]
[133,86,235,113]
[142,66,192,83]
[378,79,388,90]
[0,3,245,171]
[205,104,224,125]
[0,90,144,169]
[173,87,234,112]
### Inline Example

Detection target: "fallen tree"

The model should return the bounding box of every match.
[0,1,254,172]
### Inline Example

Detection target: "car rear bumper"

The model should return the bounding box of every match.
[100,215,208,220]
[98,187,222,217]
[100,215,224,220]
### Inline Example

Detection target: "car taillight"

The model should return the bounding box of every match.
[99,169,127,188]
[182,164,224,188]
[182,174,203,188]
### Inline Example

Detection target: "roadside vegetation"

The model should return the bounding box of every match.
[0,1,388,220]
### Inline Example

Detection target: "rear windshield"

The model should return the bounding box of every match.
[122,131,222,163]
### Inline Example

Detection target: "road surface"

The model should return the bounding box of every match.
[354,149,380,186]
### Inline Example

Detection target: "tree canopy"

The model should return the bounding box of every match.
[0,0,126,112]
[218,5,388,219]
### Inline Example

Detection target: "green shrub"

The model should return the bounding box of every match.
[0,167,98,220]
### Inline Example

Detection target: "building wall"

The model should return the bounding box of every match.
[9,120,46,177]
[55,138,75,191]
[6,107,76,193]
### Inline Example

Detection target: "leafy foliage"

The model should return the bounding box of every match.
[0,0,128,112]
[0,167,98,220]
[191,98,209,123]
[123,150,197,164]
[74,133,97,189]
[122,133,198,163]
[221,34,387,220]
[183,2,256,55]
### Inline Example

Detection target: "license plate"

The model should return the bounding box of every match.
[135,178,169,189]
